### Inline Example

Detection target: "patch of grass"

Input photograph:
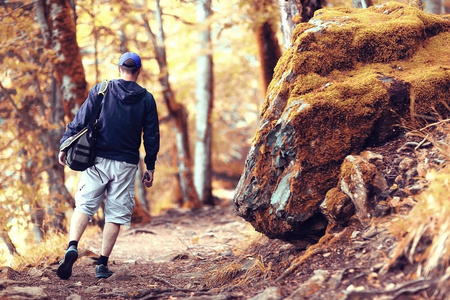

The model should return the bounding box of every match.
[204,256,272,290]
[5,223,101,271]
[385,120,450,277]
[235,256,272,286]
[204,233,272,290]
[205,260,243,288]
[9,233,67,270]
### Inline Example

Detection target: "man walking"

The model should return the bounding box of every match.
[57,52,160,279]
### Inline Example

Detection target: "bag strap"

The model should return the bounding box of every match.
[88,79,109,126]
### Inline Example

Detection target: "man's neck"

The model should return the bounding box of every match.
[121,74,137,82]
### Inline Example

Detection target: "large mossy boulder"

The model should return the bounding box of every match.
[233,2,450,241]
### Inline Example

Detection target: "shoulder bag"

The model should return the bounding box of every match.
[60,79,109,171]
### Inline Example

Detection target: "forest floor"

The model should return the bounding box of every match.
[1,132,449,300]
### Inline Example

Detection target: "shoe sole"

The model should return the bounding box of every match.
[95,273,113,279]
[95,271,113,279]
[57,249,78,280]
[95,265,113,279]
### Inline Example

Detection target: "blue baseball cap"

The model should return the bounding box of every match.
[118,52,141,67]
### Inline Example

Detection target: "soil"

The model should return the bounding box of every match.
[1,131,449,300]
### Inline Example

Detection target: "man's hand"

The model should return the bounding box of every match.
[142,170,154,188]
[58,151,67,166]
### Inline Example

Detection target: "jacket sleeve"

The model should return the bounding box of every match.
[59,86,99,146]
[142,93,160,170]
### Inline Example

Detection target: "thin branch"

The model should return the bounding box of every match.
[419,118,450,131]
[0,0,37,22]
[163,12,195,26]
[0,82,21,115]
[150,275,197,292]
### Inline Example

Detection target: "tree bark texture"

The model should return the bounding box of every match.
[278,0,322,49]
[352,0,373,9]
[42,76,71,233]
[143,0,200,208]
[132,160,151,224]
[298,0,322,22]
[35,0,88,233]
[424,0,443,14]
[251,0,282,95]
[278,0,300,50]
[194,0,214,205]
[0,231,20,256]
[255,21,282,94]
[35,0,88,120]
[136,161,150,211]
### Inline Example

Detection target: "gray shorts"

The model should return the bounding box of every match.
[74,157,138,225]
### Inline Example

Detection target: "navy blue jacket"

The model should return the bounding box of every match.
[60,79,160,170]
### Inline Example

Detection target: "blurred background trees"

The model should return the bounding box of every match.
[1,0,449,262]
[0,0,266,258]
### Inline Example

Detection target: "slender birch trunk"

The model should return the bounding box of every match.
[424,0,443,14]
[142,0,200,208]
[278,0,300,50]
[194,0,214,205]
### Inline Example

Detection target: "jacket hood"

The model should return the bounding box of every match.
[108,79,147,104]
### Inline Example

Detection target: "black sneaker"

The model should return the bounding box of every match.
[95,264,114,278]
[57,247,78,280]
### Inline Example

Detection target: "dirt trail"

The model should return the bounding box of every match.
[113,204,255,265]
[2,135,449,300]
[2,204,264,299]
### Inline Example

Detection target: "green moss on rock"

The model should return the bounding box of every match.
[234,2,450,240]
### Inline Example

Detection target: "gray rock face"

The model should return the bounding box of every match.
[233,3,450,241]
[321,152,389,227]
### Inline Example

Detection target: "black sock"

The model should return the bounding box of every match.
[68,240,78,249]
[97,255,109,266]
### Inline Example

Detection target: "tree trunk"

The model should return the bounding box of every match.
[251,1,282,95]
[352,0,373,9]
[132,160,151,224]
[0,231,20,257]
[42,77,72,233]
[278,0,322,50]
[142,0,200,208]
[136,161,150,212]
[255,21,282,94]
[35,0,89,232]
[35,0,88,120]
[131,197,151,224]
[194,0,214,205]
[278,0,300,50]
[424,0,442,14]
[297,0,322,22]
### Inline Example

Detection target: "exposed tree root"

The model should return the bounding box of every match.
[275,229,350,283]
[132,275,220,300]
[134,289,218,300]
[123,229,156,236]
[150,275,196,292]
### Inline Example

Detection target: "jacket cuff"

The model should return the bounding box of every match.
[146,161,155,171]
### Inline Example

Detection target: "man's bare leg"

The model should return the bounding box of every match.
[101,222,121,257]
[95,222,120,278]
[69,211,90,242]
[57,211,89,280]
